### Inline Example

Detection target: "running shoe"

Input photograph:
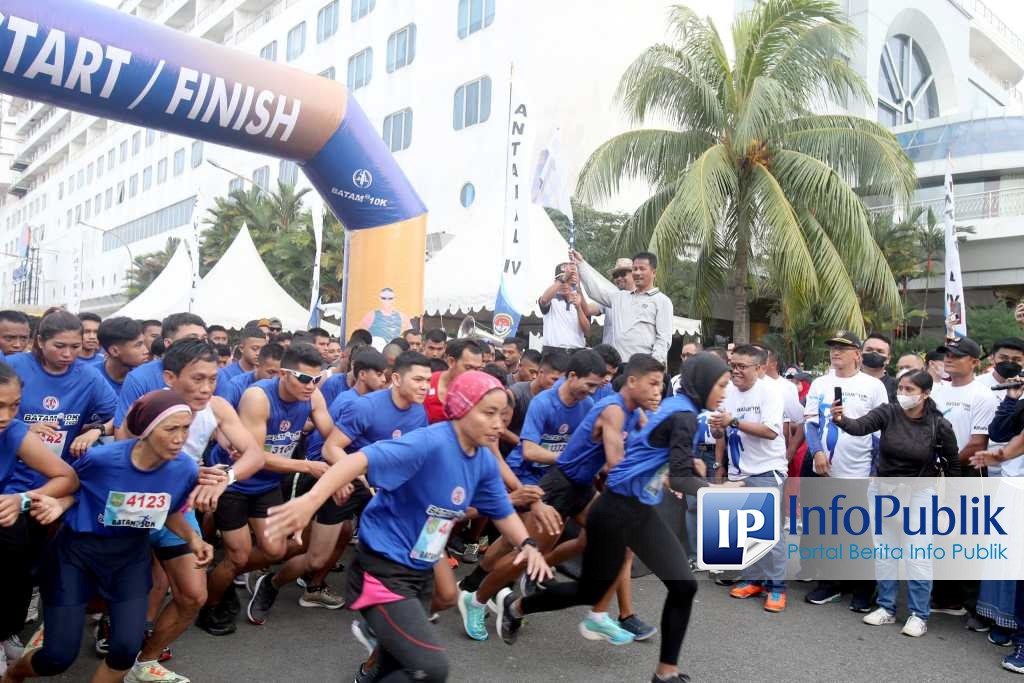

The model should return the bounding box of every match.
[1004,643,1024,674]
[495,587,522,645]
[619,615,657,641]
[728,582,765,599]
[246,569,267,596]
[353,654,380,683]
[848,594,873,613]
[24,624,44,652]
[94,614,111,657]
[805,584,841,605]
[158,648,172,663]
[233,572,249,587]
[351,620,377,657]
[517,572,547,598]
[862,607,896,626]
[579,615,634,645]
[247,572,279,625]
[125,661,191,682]
[901,615,927,637]
[990,628,1014,647]
[964,615,991,632]
[650,674,690,683]
[930,601,966,616]
[764,591,787,613]
[24,588,39,623]
[296,575,308,590]
[2,635,24,660]
[457,591,489,641]
[461,543,481,564]
[428,612,440,624]
[299,584,345,609]
[447,536,468,558]
[195,604,236,637]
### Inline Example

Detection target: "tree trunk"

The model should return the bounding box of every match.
[919,261,931,336]
[732,242,750,343]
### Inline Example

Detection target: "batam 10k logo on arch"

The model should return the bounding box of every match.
[353,169,373,189]
[697,488,781,570]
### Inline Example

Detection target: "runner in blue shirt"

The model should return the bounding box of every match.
[248,350,428,625]
[590,344,623,402]
[219,324,267,384]
[264,370,552,683]
[4,390,212,683]
[76,312,105,370]
[459,353,663,644]
[0,360,79,668]
[199,343,336,637]
[4,311,117,494]
[506,349,607,485]
[499,352,736,683]
[96,317,149,398]
[227,343,285,407]
[0,309,31,356]
[115,313,224,428]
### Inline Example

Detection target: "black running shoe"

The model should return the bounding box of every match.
[651,673,691,682]
[496,588,522,645]
[195,604,236,636]
[221,585,241,617]
[247,572,279,625]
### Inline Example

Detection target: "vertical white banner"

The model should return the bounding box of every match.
[943,159,966,337]
[309,198,324,324]
[68,231,82,314]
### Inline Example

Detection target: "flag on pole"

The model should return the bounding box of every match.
[188,213,201,309]
[531,128,574,248]
[493,65,532,339]
[943,157,966,337]
[309,200,324,328]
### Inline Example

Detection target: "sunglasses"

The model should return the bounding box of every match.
[283,368,324,385]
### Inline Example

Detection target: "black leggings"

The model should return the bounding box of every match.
[0,516,34,641]
[521,491,697,666]
[362,598,448,682]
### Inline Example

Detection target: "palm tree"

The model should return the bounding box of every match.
[124,237,180,298]
[576,0,916,341]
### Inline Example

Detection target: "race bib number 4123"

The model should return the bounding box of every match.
[103,491,171,530]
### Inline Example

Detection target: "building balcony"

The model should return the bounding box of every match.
[13,101,51,138]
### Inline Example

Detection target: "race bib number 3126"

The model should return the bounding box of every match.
[103,491,171,530]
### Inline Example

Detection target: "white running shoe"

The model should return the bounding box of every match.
[862,608,896,626]
[24,589,40,623]
[125,661,191,682]
[234,572,249,587]
[901,615,927,637]
[2,635,25,660]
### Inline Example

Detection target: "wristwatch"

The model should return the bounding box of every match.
[517,538,539,551]
[225,467,237,487]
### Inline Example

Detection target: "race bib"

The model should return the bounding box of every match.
[643,464,669,498]
[410,506,460,563]
[103,491,171,530]
[268,443,297,458]
[38,430,67,457]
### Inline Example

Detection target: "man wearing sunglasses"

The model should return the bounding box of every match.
[246,350,433,626]
[202,343,338,635]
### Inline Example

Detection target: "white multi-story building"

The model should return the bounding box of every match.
[1,0,1022,328]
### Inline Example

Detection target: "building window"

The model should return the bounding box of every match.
[146,129,155,147]
[129,174,138,198]
[279,160,299,187]
[387,24,416,73]
[84,201,91,221]
[319,66,336,80]
[453,76,491,130]
[877,33,939,126]
[173,148,185,176]
[317,1,339,43]
[94,194,101,215]
[287,22,306,62]
[191,141,203,168]
[107,148,115,169]
[66,209,72,227]
[347,48,373,90]
[351,0,374,22]
[58,182,63,199]
[68,174,74,193]
[105,188,112,209]
[143,166,153,191]
[75,205,82,222]
[77,169,84,187]
[253,165,270,192]
[460,182,475,207]
[96,155,104,178]
[132,131,141,156]
[260,41,277,62]
[382,108,412,152]
[119,140,128,162]
[228,178,244,194]
[117,181,125,204]
[157,158,168,183]
[458,0,494,39]
[87,163,94,183]
[104,196,196,251]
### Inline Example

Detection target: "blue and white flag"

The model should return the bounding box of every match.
[493,67,532,338]
[532,128,574,244]
[309,197,325,326]
[943,158,966,337]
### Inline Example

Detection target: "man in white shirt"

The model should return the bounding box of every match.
[538,263,590,353]
[711,345,789,612]
[974,338,1024,476]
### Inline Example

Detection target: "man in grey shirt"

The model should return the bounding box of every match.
[573,250,674,363]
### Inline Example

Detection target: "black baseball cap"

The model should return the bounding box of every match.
[925,349,946,363]
[938,337,982,359]
[826,331,862,348]
[989,337,1024,356]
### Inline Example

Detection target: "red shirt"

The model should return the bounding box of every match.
[424,371,448,424]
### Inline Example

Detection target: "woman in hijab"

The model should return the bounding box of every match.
[5,390,211,683]
[264,370,552,683]
[497,352,737,683]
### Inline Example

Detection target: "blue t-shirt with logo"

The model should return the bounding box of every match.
[219,361,245,383]
[506,379,594,484]
[306,388,363,462]
[96,361,125,397]
[211,378,311,495]
[227,371,258,407]
[608,393,698,505]
[115,358,233,427]
[320,373,350,410]
[361,421,515,570]
[556,393,642,485]
[4,353,117,493]
[66,439,198,536]
[337,388,428,453]
[77,353,105,370]
[0,419,30,491]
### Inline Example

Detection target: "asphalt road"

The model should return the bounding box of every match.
[45,559,1019,682]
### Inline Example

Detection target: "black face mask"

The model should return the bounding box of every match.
[862,352,886,369]
[995,361,1022,380]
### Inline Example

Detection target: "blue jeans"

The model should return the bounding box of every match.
[739,471,788,592]
[868,482,934,620]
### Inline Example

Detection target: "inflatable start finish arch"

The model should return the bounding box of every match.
[0,0,427,336]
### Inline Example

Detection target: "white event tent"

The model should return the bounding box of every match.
[112,240,193,320]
